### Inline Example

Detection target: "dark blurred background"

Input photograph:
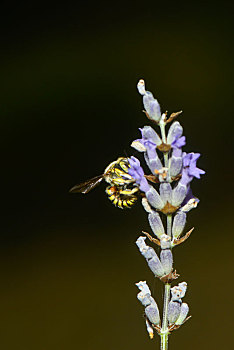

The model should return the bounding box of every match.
[0,1,233,349]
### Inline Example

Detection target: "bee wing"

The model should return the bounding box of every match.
[69,175,104,194]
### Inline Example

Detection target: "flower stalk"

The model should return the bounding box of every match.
[160,283,171,350]
[74,79,205,349]
[160,214,172,350]
[131,79,205,348]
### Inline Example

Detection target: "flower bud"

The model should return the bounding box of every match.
[136,283,151,308]
[137,291,151,306]
[135,280,151,295]
[160,249,173,275]
[167,121,183,145]
[136,237,155,260]
[178,282,187,298]
[172,211,186,239]
[168,283,188,324]
[148,256,165,277]
[136,237,165,277]
[143,92,161,122]
[168,300,181,324]
[136,281,160,325]
[145,247,159,260]
[160,235,173,275]
[146,186,164,210]
[168,282,188,325]
[170,154,183,177]
[148,100,161,121]
[159,183,172,205]
[145,298,160,325]
[148,211,165,238]
[171,282,187,301]
[144,152,162,175]
[137,79,146,95]
[142,91,153,109]
[141,126,162,146]
[171,182,187,207]
[175,303,189,325]
[131,126,163,174]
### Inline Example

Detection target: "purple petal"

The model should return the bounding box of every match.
[128,156,150,192]
[180,169,192,187]
[183,152,205,179]
[172,136,186,149]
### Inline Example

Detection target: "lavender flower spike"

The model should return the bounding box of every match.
[131,81,204,347]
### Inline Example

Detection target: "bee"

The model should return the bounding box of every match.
[69,157,139,208]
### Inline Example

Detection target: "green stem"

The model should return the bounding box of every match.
[159,115,173,349]
[160,214,172,350]
[160,284,170,350]
[159,118,167,144]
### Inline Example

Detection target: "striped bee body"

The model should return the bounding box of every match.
[104,158,138,209]
[69,157,139,209]
[106,185,138,209]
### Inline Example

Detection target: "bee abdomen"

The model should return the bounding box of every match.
[106,186,137,209]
